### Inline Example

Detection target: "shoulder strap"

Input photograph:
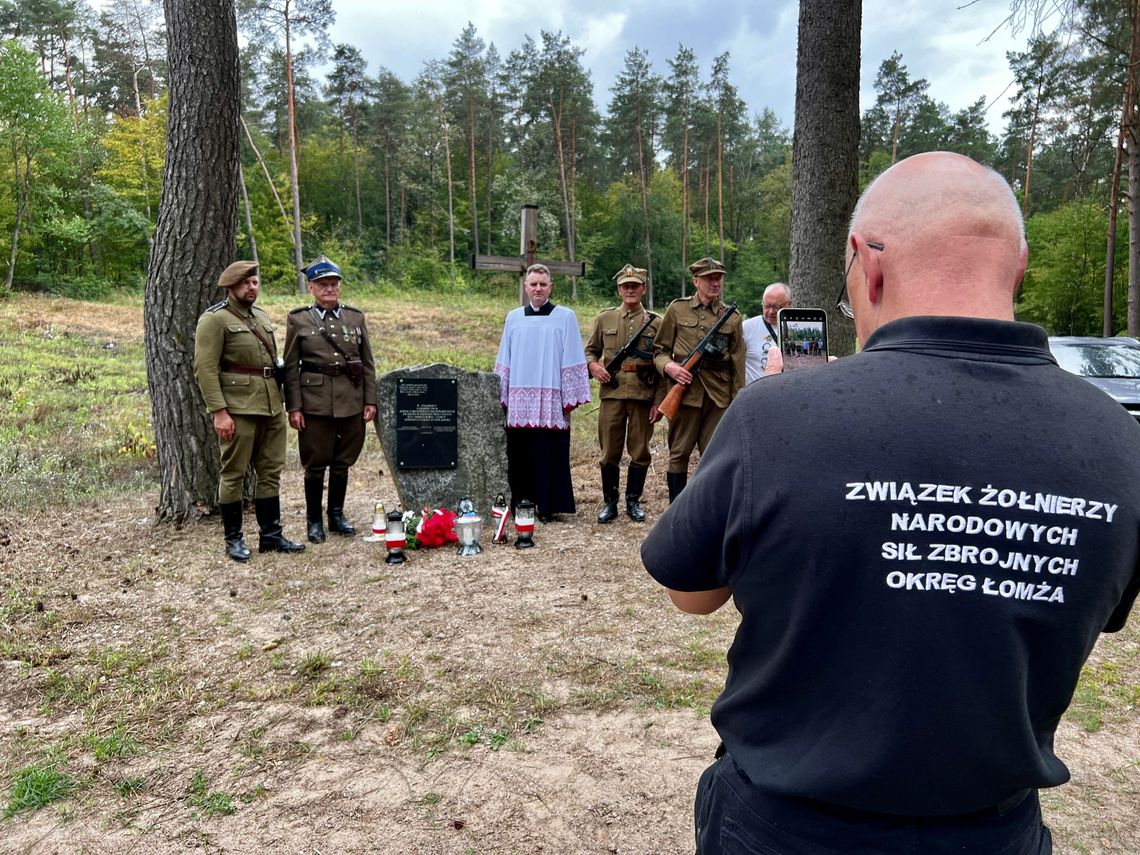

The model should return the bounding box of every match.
[224,304,275,359]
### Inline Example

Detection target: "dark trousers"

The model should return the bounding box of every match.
[695,753,1052,855]
[298,413,366,478]
[506,427,575,515]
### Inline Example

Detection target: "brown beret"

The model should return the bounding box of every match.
[612,264,647,286]
[689,257,726,277]
[218,260,259,289]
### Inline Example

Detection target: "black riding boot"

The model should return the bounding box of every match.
[597,464,620,524]
[327,472,356,536]
[626,465,648,522]
[256,496,306,553]
[304,474,326,543]
[220,500,251,562]
[666,471,688,504]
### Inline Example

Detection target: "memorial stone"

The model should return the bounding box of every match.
[375,363,508,515]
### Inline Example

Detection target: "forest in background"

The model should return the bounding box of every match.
[0,0,1132,330]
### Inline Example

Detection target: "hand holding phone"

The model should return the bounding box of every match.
[776,308,828,373]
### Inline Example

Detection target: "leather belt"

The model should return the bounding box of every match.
[301,361,346,376]
[222,361,274,378]
[621,364,644,372]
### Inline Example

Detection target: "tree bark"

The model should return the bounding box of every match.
[283,5,306,293]
[5,152,31,292]
[145,0,241,523]
[636,118,654,308]
[680,107,689,297]
[789,0,861,355]
[1105,89,1128,336]
[239,162,258,264]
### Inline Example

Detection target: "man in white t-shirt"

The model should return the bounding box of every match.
[742,282,792,384]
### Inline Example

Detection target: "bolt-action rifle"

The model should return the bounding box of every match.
[658,304,738,420]
[602,313,658,389]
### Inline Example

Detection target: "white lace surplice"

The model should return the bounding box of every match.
[494,305,590,429]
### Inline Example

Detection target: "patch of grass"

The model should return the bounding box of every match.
[86,721,138,761]
[114,777,146,797]
[299,649,331,677]
[187,769,236,817]
[4,762,74,818]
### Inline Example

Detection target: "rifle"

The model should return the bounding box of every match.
[658,304,738,420]
[602,313,658,389]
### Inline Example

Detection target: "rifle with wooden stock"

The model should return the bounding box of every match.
[658,304,738,420]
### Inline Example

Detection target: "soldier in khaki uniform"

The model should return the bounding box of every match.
[585,264,661,523]
[194,260,306,561]
[283,256,377,543]
[654,256,745,502]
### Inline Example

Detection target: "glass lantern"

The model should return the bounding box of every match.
[363,501,387,542]
[384,509,407,564]
[454,497,483,556]
[514,498,536,549]
[491,493,510,544]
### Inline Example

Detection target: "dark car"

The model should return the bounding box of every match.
[1048,336,1140,424]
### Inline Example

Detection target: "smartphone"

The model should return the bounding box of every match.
[777,308,829,372]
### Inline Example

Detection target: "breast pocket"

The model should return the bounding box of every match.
[675,317,699,356]
[601,326,619,353]
[225,325,260,361]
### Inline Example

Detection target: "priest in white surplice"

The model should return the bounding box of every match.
[494,264,591,520]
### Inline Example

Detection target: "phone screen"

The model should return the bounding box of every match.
[777,308,829,372]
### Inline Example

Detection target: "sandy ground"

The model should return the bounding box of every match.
[1,444,1137,855]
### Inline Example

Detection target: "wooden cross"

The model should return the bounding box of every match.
[470,204,586,304]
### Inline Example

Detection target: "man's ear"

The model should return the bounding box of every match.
[853,234,884,306]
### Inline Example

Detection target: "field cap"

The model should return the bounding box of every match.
[689,257,726,277]
[303,255,342,281]
[613,264,647,286]
[218,260,258,289]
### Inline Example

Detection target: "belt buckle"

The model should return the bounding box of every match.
[262,367,274,378]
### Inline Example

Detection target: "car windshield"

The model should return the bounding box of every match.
[1051,343,1140,379]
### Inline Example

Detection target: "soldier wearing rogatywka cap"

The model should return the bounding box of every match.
[282,256,377,543]
[194,260,306,561]
[584,264,662,523]
[653,256,745,502]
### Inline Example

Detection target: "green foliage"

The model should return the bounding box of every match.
[4,762,74,818]
[1018,201,1125,335]
[187,769,236,817]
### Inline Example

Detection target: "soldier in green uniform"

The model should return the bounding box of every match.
[584,264,661,523]
[194,260,306,561]
[653,256,745,502]
[283,256,377,543]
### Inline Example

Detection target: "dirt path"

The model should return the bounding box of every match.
[1,450,1137,854]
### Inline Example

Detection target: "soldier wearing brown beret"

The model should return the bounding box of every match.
[194,260,306,561]
[283,256,377,543]
[584,264,661,523]
[653,256,745,502]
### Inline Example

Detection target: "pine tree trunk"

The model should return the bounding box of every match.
[789,0,861,355]
[1023,82,1042,219]
[637,120,654,308]
[716,112,724,263]
[486,100,494,253]
[283,10,305,293]
[1104,90,1128,336]
[468,102,479,257]
[239,162,257,263]
[145,0,241,523]
[681,110,689,297]
[5,153,30,292]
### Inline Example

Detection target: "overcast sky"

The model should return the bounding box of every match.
[327,0,1047,136]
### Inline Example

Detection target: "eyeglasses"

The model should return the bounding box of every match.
[836,241,884,319]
